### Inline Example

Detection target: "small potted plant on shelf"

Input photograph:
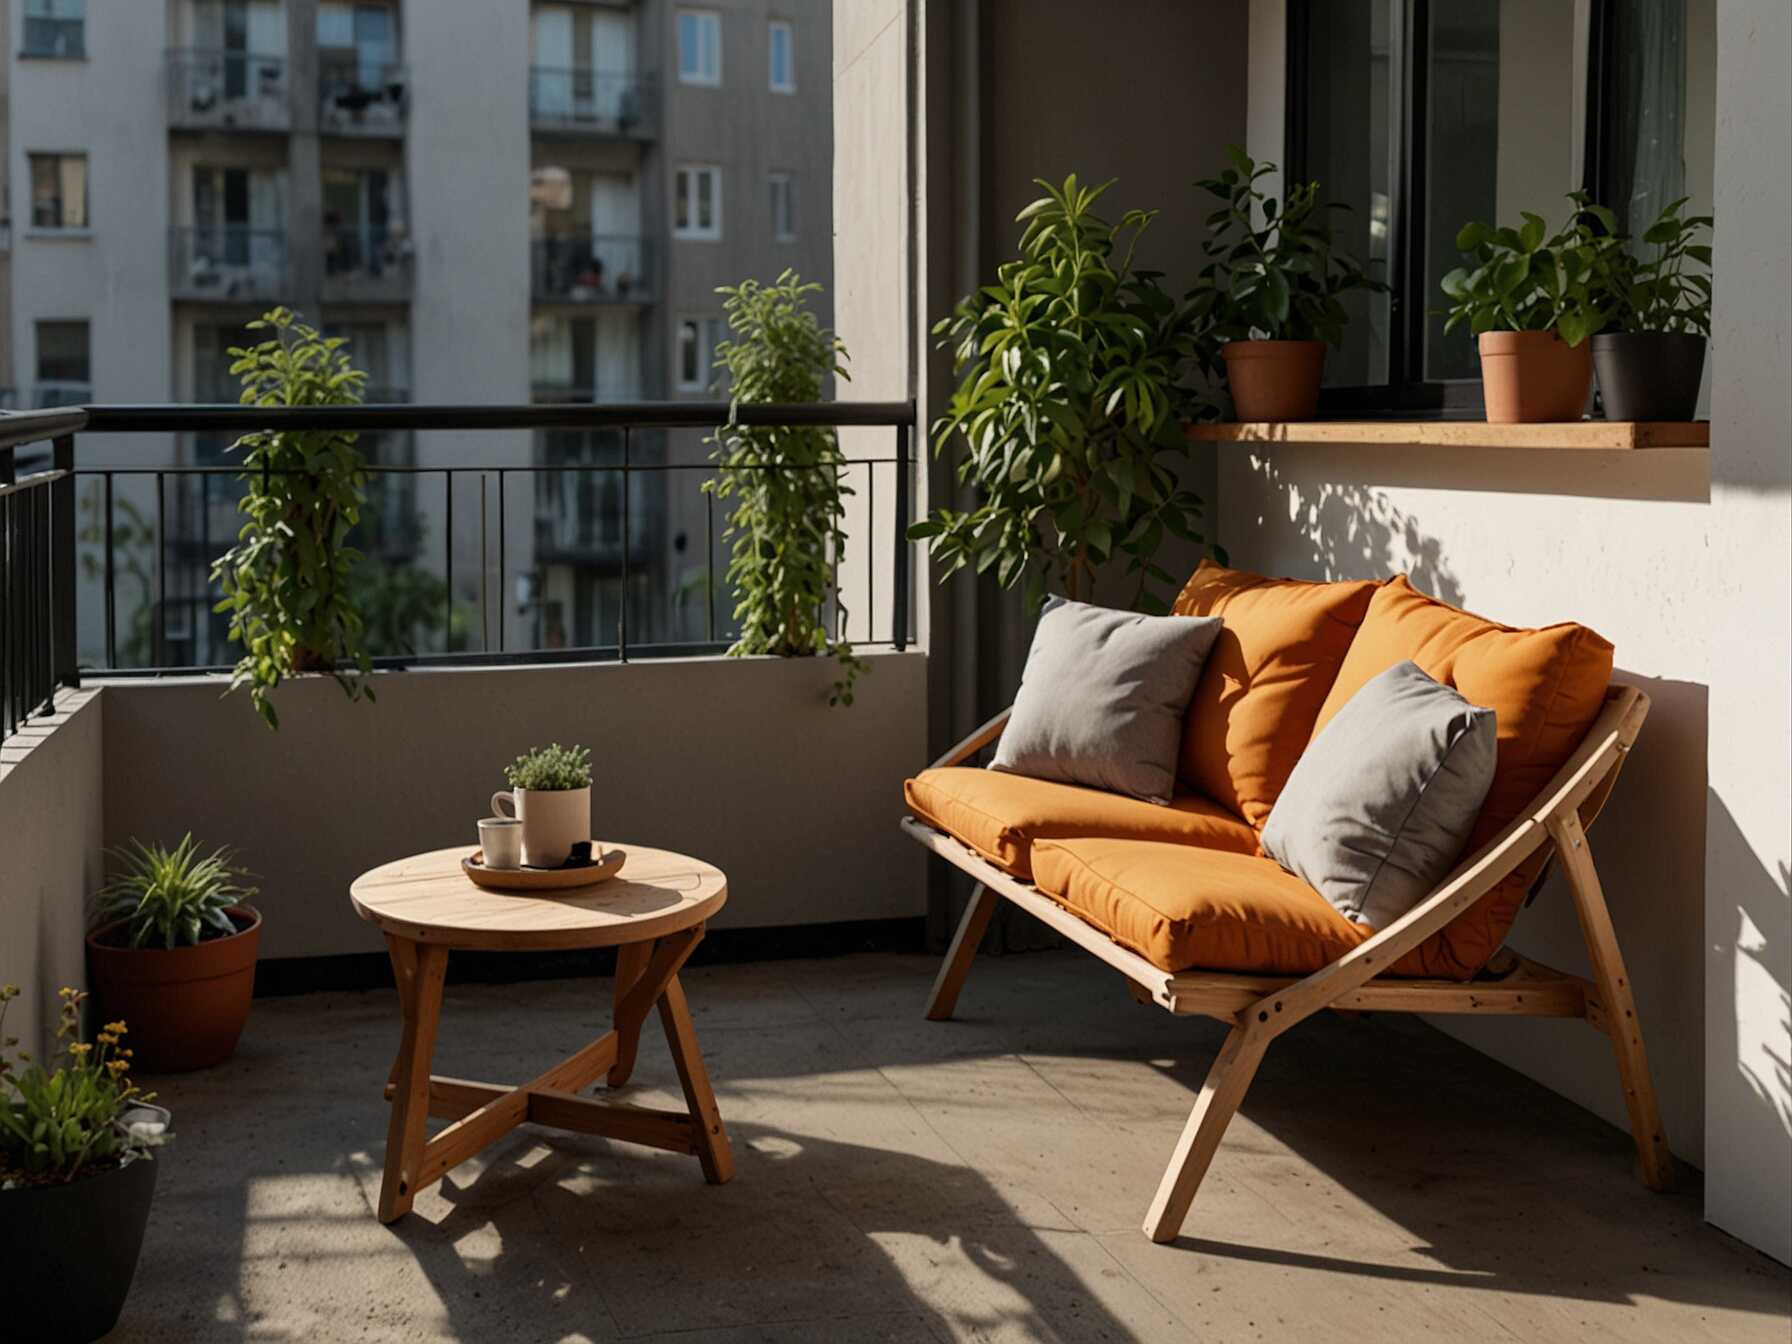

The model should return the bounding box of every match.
[492,743,593,868]
[1440,196,1617,423]
[1589,197,1713,421]
[1191,146,1382,422]
[1,985,172,1342]
[86,835,262,1073]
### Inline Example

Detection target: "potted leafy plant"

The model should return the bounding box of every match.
[86,835,262,1073]
[1191,146,1382,422]
[704,271,865,706]
[1589,197,1713,421]
[913,174,1215,613]
[492,743,593,868]
[1440,196,1617,423]
[1,985,172,1341]
[211,306,376,729]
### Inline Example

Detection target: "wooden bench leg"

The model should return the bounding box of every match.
[926,884,998,1021]
[1549,812,1676,1192]
[379,937,448,1223]
[1142,1025,1269,1244]
[659,975,734,1184]
[608,942,652,1087]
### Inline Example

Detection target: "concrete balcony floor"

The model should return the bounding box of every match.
[116,951,1787,1343]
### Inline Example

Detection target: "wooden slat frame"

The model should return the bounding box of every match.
[908,683,1671,1242]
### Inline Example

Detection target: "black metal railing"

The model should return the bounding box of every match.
[170,227,291,302]
[319,61,408,135]
[166,48,291,131]
[0,401,915,740]
[531,235,652,303]
[0,413,80,742]
[528,67,657,137]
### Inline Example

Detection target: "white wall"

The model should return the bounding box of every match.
[1704,0,1792,1267]
[0,689,104,1061]
[98,651,928,960]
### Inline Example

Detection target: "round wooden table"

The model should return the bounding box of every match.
[351,845,735,1223]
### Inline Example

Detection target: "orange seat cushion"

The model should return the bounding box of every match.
[1312,576,1615,976]
[904,767,1259,880]
[1172,560,1380,830]
[1031,837,1371,974]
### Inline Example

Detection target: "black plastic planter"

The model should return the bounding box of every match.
[0,1154,157,1341]
[1592,332,1708,421]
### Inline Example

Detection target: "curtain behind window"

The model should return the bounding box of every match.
[1610,0,1687,233]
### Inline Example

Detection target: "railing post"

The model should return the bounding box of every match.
[51,435,79,689]
[892,420,910,651]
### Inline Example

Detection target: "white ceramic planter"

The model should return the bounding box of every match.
[490,785,591,868]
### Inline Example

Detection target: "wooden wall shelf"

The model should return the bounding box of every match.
[1184,420,1709,451]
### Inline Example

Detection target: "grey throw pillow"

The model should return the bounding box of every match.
[1262,660,1497,929]
[990,597,1223,804]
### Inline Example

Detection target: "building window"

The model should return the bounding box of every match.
[29,153,89,230]
[768,20,794,93]
[677,9,721,86]
[1284,0,1711,415]
[676,317,723,392]
[35,320,91,406]
[769,172,796,242]
[23,0,84,59]
[674,165,722,240]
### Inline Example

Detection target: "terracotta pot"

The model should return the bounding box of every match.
[0,1152,157,1341]
[1221,339,1328,422]
[86,907,261,1073]
[1477,330,1593,423]
[490,785,591,868]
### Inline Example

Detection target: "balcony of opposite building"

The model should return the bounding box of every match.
[166,48,292,134]
[528,67,657,139]
[322,228,414,304]
[170,227,291,304]
[530,235,652,305]
[319,60,409,138]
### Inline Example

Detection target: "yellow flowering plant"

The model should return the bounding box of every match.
[0,986,170,1187]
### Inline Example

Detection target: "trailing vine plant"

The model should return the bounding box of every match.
[704,271,865,706]
[912,175,1215,613]
[211,307,374,728]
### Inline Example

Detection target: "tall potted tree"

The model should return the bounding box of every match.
[1590,197,1713,421]
[1191,146,1382,422]
[912,174,1214,613]
[1440,197,1617,423]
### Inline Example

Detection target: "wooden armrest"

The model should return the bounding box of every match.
[928,707,1013,770]
[1257,684,1649,1033]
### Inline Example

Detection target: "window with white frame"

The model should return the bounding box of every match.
[674,165,722,240]
[677,9,721,86]
[29,153,88,230]
[676,317,723,392]
[768,19,794,93]
[768,172,796,242]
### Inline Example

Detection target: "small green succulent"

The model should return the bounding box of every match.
[503,743,593,791]
[94,835,256,950]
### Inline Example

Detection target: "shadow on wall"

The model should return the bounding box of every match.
[1241,454,1465,603]
[1707,787,1792,1144]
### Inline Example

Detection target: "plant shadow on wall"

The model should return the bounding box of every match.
[1241,452,1464,606]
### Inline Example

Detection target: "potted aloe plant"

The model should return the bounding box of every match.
[492,742,593,868]
[1440,196,1617,423]
[86,835,262,1073]
[1,985,172,1341]
[1589,197,1713,421]
[1191,146,1382,421]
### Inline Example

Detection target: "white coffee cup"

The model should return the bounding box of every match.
[478,816,523,870]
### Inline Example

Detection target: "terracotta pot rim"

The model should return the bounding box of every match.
[1477,328,1582,351]
[1221,338,1328,357]
[86,905,262,956]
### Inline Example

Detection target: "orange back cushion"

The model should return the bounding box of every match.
[1314,576,1615,977]
[1173,561,1379,829]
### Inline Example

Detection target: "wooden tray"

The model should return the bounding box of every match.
[462,847,626,892]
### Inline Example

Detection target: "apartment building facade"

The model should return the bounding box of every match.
[5,0,832,663]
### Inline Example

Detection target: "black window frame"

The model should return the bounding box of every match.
[1285,0,1617,418]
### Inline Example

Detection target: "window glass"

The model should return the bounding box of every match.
[29,154,88,229]
[1601,0,1694,236]
[769,173,795,241]
[769,21,794,92]
[678,9,720,85]
[675,166,721,239]
[23,0,84,58]
[36,320,91,383]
